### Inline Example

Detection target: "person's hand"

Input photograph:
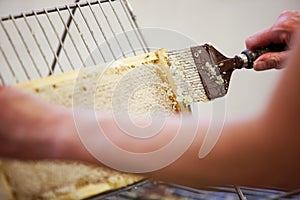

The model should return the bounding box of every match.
[246,10,300,71]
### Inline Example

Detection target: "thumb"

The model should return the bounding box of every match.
[253,51,289,71]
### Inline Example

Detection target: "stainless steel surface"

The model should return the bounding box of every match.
[234,185,247,200]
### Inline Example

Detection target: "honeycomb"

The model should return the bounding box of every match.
[0,49,189,200]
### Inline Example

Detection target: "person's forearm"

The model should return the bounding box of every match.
[58,110,299,189]
[48,109,100,164]
[148,117,300,190]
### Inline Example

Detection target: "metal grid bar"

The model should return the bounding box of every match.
[267,188,300,200]
[66,4,97,66]
[49,0,80,76]
[0,72,4,85]
[22,12,52,74]
[55,7,85,70]
[33,10,64,74]
[90,180,300,200]
[108,0,136,56]
[0,0,149,85]
[234,185,247,200]
[0,19,31,80]
[121,0,150,53]
[97,0,126,58]
[44,9,76,70]
[77,5,107,62]
[1,0,116,21]
[86,1,116,60]
[119,0,147,54]
[10,15,42,77]
[0,42,18,83]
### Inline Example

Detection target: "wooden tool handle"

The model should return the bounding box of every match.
[241,43,287,69]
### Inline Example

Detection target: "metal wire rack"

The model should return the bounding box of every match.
[1,1,300,199]
[88,180,300,200]
[0,0,149,85]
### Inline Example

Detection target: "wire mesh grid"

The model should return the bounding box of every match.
[0,0,149,85]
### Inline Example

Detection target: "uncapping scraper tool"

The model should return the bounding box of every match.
[167,43,286,103]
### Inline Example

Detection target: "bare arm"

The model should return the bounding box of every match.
[1,12,300,191]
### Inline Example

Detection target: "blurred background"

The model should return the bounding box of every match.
[0,0,299,119]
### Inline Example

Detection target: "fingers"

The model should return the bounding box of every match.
[246,28,289,50]
[246,28,273,49]
[253,51,289,71]
[247,10,300,50]
[246,11,300,71]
